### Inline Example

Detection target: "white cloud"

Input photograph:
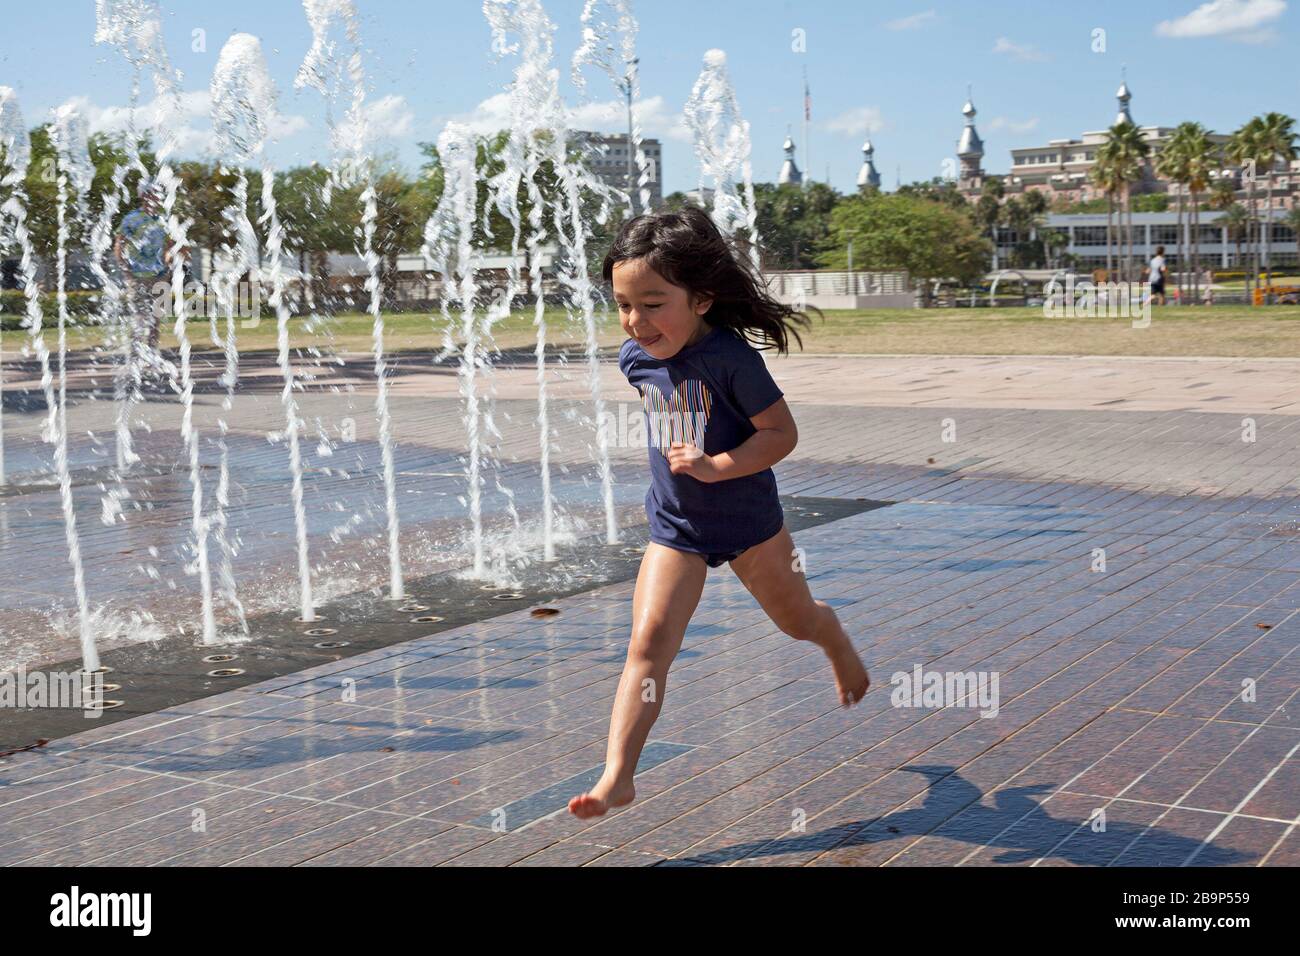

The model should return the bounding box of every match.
[436,93,694,144]
[987,116,1040,134]
[885,10,939,30]
[992,36,1050,62]
[824,106,885,136]
[364,94,414,140]
[62,89,308,159]
[334,93,413,146]
[1155,0,1286,38]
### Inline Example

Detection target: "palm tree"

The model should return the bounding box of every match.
[1179,124,1214,303]
[1284,205,1300,254]
[1021,189,1050,267]
[1228,119,1263,303]
[1040,228,1068,269]
[1089,151,1120,279]
[1284,207,1300,282]
[975,177,1004,270]
[1253,112,1297,302]
[1208,176,1237,213]
[1218,203,1249,281]
[1092,151,1123,280]
[1157,127,1191,301]
[1102,122,1151,284]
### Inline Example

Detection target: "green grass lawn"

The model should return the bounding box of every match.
[3,303,1298,359]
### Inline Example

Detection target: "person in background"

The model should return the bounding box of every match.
[1148,245,1167,306]
[114,183,173,355]
[1202,266,1215,306]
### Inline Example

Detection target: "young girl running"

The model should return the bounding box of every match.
[568,207,871,819]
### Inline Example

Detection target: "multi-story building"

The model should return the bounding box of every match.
[569,130,662,214]
[955,78,1297,212]
[991,210,1298,270]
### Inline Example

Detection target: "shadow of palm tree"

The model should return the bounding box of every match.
[668,765,1251,867]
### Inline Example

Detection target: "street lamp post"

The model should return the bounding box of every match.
[617,56,640,215]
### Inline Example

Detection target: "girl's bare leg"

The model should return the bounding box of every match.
[568,542,707,819]
[729,524,869,707]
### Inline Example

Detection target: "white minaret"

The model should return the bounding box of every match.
[779,130,802,186]
[1115,68,1133,126]
[957,90,984,180]
[857,138,881,189]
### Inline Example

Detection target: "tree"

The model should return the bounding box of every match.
[1253,112,1297,301]
[974,178,1004,268]
[895,177,968,209]
[1159,122,1214,302]
[1218,203,1249,276]
[1179,124,1214,303]
[1089,144,1123,279]
[752,181,838,270]
[1040,228,1068,269]
[1284,207,1300,266]
[1156,126,1191,300]
[273,163,349,308]
[174,160,237,281]
[1208,176,1237,212]
[819,192,990,303]
[1102,122,1151,284]
[1227,118,1263,302]
[1002,196,1042,268]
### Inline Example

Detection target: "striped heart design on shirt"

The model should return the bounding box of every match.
[637,379,713,454]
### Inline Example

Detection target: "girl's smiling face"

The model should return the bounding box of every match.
[613,258,714,359]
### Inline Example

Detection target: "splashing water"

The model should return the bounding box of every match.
[485,0,622,550]
[94,0,181,470]
[571,0,652,216]
[683,48,761,268]
[423,122,492,575]
[482,1,562,561]
[295,0,405,600]
[0,0,706,667]
[0,86,30,487]
[212,32,318,623]
[97,0,224,644]
[49,104,98,671]
[206,34,284,639]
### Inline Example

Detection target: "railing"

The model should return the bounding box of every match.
[765,270,910,297]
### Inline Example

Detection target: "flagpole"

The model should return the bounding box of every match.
[802,66,810,189]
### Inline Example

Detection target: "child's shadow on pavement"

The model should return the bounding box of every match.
[669,765,1251,867]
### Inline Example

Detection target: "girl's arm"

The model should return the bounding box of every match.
[668,398,798,483]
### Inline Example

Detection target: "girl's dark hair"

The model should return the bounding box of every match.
[602,205,816,355]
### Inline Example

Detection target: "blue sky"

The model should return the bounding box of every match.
[1,0,1294,192]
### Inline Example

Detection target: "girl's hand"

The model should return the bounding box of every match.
[667,441,719,482]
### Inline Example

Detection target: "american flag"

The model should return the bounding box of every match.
[803,69,811,122]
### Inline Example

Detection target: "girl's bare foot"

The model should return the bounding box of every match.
[824,633,870,708]
[567,773,636,819]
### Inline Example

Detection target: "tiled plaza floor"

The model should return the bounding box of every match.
[1,350,1298,865]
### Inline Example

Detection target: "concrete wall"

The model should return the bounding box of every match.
[791,292,915,310]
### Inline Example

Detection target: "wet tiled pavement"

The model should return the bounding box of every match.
[2,350,1298,865]
[3,475,1297,865]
